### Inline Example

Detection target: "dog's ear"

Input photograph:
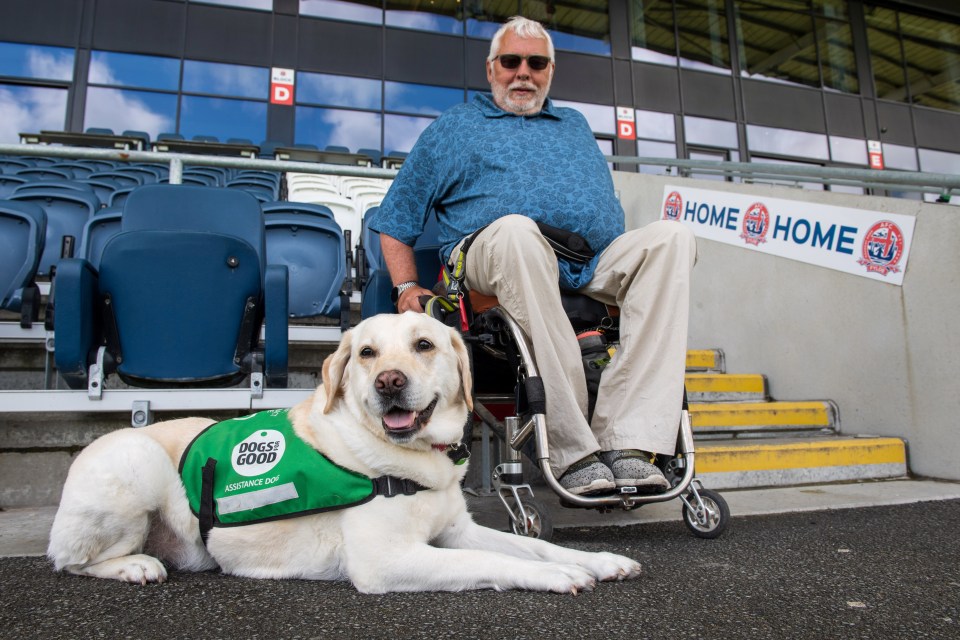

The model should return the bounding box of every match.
[322,329,352,414]
[451,330,474,412]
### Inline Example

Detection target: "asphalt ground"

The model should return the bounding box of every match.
[1,497,958,640]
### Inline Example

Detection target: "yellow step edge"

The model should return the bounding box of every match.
[686,349,720,371]
[685,373,766,394]
[688,401,833,428]
[695,437,906,474]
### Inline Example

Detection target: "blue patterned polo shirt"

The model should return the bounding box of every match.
[372,92,625,290]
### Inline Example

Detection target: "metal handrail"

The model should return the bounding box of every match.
[3,142,957,198]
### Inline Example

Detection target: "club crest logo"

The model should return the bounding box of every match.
[740,202,770,246]
[858,221,905,276]
[662,191,683,221]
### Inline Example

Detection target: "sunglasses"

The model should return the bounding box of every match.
[495,54,552,71]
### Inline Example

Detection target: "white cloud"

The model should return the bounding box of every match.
[85,88,173,139]
[0,86,68,144]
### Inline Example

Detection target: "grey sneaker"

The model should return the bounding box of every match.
[599,450,669,490]
[558,454,616,495]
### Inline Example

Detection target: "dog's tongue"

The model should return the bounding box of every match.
[383,409,416,430]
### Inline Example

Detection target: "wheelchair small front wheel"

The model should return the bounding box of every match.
[682,488,729,539]
[508,496,554,541]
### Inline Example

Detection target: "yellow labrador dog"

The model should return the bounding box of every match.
[48,312,641,593]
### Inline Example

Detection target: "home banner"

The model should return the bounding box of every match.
[661,184,916,286]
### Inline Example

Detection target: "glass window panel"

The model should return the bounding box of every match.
[384,113,433,153]
[85,87,177,140]
[814,0,858,93]
[918,148,960,175]
[881,143,918,171]
[553,99,615,135]
[597,138,613,156]
[299,0,383,24]
[865,7,906,103]
[684,115,738,148]
[386,0,463,34]
[635,109,676,141]
[751,155,825,190]
[296,106,382,150]
[675,0,731,74]
[747,124,828,160]
[630,0,679,65]
[736,0,817,86]
[898,11,960,113]
[385,81,463,116]
[636,139,677,174]
[89,51,180,91]
[183,60,268,99]
[191,0,272,9]
[829,136,867,164]
[0,41,73,81]
[0,83,68,142]
[180,95,267,141]
[297,72,381,109]
[466,0,612,56]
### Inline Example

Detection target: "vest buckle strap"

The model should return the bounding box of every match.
[373,475,428,498]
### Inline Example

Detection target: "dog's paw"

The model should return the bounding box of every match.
[102,554,168,585]
[522,562,597,595]
[580,552,642,582]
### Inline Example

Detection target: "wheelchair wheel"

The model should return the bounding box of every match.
[682,488,729,539]
[508,496,554,541]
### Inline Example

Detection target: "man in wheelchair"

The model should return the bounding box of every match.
[373,16,697,496]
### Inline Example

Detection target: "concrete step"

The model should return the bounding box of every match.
[689,400,837,435]
[685,372,767,402]
[685,349,724,373]
[695,435,909,490]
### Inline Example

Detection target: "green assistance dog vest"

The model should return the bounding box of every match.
[179,409,429,541]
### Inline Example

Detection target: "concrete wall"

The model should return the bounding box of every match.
[612,172,960,481]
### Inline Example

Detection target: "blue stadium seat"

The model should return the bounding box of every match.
[357,148,382,166]
[78,207,122,270]
[87,170,142,189]
[85,127,114,135]
[227,177,279,201]
[0,200,46,327]
[192,135,219,143]
[9,188,100,276]
[261,201,335,221]
[0,174,35,198]
[0,157,34,174]
[13,179,99,199]
[113,166,160,184]
[108,185,137,208]
[16,167,74,181]
[264,214,349,326]
[84,177,121,205]
[359,207,443,319]
[325,145,351,153]
[157,132,184,141]
[122,130,151,149]
[51,162,95,179]
[54,185,288,389]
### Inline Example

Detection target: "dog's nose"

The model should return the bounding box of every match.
[375,370,407,396]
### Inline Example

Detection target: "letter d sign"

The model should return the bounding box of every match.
[616,106,636,140]
[270,67,295,106]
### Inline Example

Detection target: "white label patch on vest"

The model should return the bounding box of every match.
[217,482,300,515]
[231,429,286,477]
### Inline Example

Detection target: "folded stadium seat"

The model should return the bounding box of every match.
[339,176,390,197]
[54,185,288,390]
[113,166,160,184]
[184,167,228,187]
[121,130,151,149]
[192,135,219,143]
[258,140,284,158]
[108,186,137,208]
[227,177,279,201]
[9,188,100,277]
[157,132,184,141]
[16,167,75,181]
[287,182,343,203]
[0,174,34,198]
[358,208,443,319]
[324,145,351,153]
[87,170,142,189]
[13,179,99,199]
[262,201,335,222]
[0,200,46,327]
[77,207,122,270]
[0,157,35,174]
[286,191,360,253]
[50,162,95,179]
[357,148,382,166]
[131,163,169,181]
[75,159,117,173]
[85,127,114,135]
[264,213,350,327]
[286,173,339,193]
[84,178,119,207]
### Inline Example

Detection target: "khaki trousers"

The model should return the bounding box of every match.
[462,215,697,475]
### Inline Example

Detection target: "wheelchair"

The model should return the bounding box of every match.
[434,288,729,541]
[358,213,729,541]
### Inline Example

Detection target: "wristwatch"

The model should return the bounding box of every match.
[391,280,419,304]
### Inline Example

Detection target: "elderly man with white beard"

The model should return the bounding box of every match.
[372,16,697,496]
